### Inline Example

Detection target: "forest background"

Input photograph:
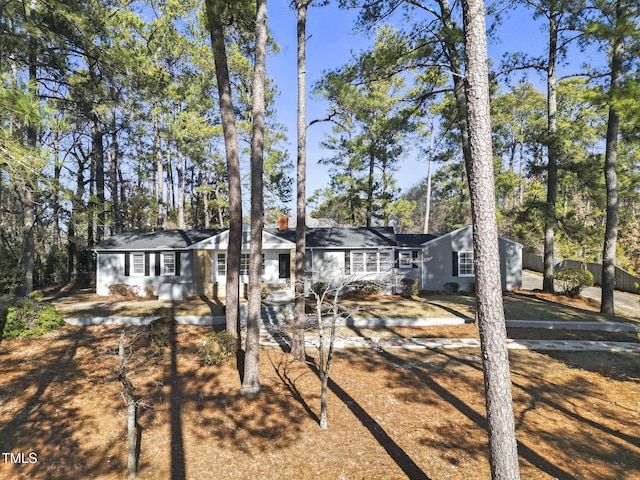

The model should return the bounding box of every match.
[0,0,638,296]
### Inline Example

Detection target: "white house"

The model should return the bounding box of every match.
[93,224,522,300]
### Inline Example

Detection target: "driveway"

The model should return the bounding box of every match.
[522,270,639,320]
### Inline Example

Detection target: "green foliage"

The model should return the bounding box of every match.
[443,282,459,293]
[312,282,329,295]
[198,331,238,367]
[2,295,65,338]
[313,26,419,226]
[554,268,594,297]
[401,278,420,295]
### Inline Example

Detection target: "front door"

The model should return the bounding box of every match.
[278,253,291,279]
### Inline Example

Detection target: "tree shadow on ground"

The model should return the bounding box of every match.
[373,348,576,479]
[196,295,224,316]
[301,354,432,479]
[537,349,640,383]
[0,326,132,478]
[360,346,640,479]
[166,305,186,480]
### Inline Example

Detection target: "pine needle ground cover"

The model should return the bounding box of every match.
[1,325,639,479]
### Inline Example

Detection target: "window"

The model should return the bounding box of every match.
[399,251,412,269]
[234,253,265,277]
[131,253,145,276]
[379,251,392,271]
[217,253,226,276]
[458,251,474,276]
[350,250,393,274]
[240,253,250,276]
[161,252,175,275]
[352,252,365,273]
[365,253,378,272]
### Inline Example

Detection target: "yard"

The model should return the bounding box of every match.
[0,324,639,479]
[49,287,640,324]
[1,288,639,479]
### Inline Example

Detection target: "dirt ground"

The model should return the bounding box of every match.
[1,323,639,480]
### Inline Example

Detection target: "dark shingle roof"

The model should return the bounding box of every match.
[396,233,439,247]
[94,229,224,250]
[273,227,398,248]
[96,227,434,251]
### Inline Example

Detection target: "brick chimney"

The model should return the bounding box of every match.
[278,216,289,231]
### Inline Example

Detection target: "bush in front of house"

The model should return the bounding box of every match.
[353,280,382,295]
[401,278,420,295]
[108,284,142,299]
[198,331,238,367]
[1,293,65,338]
[554,268,594,297]
[311,282,329,295]
[443,282,460,293]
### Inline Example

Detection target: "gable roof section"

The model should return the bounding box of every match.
[419,224,523,247]
[94,229,224,251]
[189,228,296,250]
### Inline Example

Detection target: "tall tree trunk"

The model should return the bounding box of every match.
[437,0,473,194]
[20,186,34,296]
[110,108,121,234]
[154,114,164,230]
[240,0,268,396]
[51,117,63,248]
[601,0,625,315]
[543,14,559,293]
[177,147,186,229]
[291,0,310,362]
[88,152,95,249]
[424,133,433,234]
[366,151,375,227]
[167,148,175,213]
[68,158,86,281]
[461,0,521,477]
[205,0,242,336]
[20,0,38,297]
[93,120,106,243]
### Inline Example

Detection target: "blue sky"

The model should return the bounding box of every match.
[265,1,604,214]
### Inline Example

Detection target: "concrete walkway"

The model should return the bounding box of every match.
[63,283,640,353]
[254,327,640,353]
[63,314,640,352]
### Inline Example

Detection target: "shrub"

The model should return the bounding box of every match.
[148,317,173,348]
[2,296,65,338]
[261,283,288,299]
[312,282,329,295]
[354,280,382,296]
[198,331,238,367]
[401,278,420,295]
[443,282,459,293]
[108,284,141,299]
[554,268,594,297]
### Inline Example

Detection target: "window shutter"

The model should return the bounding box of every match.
[155,252,161,276]
[412,250,419,268]
[175,252,181,276]
[452,251,459,277]
[124,252,130,276]
[344,251,350,275]
[394,250,400,268]
[144,252,150,276]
